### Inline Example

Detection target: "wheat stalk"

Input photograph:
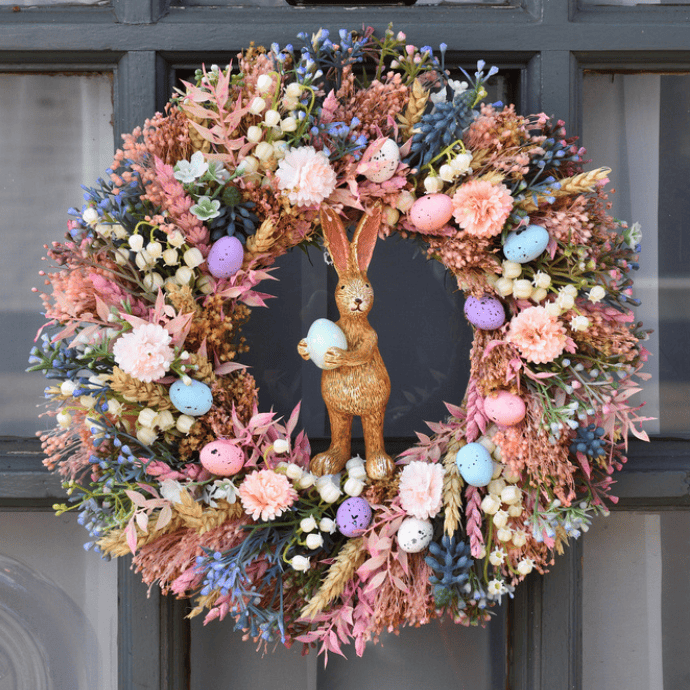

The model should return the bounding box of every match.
[300,537,366,620]
[518,167,611,212]
[187,113,211,154]
[109,367,172,409]
[442,438,465,538]
[398,79,429,140]
[244,218,277,263]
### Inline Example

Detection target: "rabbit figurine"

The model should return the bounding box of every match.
[298,205,394,480]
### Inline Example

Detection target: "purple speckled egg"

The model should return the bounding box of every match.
[464,294,506,330]
[336,497,373,537]
[200,439,245,476]
[484,390,526,427]
[207,236,244,278]
[409,194,454,232]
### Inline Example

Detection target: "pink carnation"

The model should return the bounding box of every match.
[276,146,337,207]
[112,323,174,382]
[398,461,445,520]
[451,180,513,237]
[239,469,297,521]
[507,306,567,364]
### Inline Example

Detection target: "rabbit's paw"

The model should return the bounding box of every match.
[310,449,348,477]
[322,347,346,370]
[366,452,395,480]
[297,338,310,360]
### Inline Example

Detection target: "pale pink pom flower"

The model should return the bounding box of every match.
[239,469,298,521]
[451,180,513,238]
[507,305,567,364]
[112,323,174,382]
[276,146,337,207]
[399,461,445,520]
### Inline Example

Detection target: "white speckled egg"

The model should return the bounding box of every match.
[364,138,400,183]
[503,224,550,263]
[455,442,495,487]
[169,378,213,416]
[306,319,348,369]
[207,236,244,278]
[409,193,454,232]
[397,517,434,553]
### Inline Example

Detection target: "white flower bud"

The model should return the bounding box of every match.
[56,410,72,428]
[478,436,496,454]
[545,301,563,317]
[439,164,455,182]
[513,279,534,299]
[297,472,315,489]
[489,549,506,566]
[588,285,606,303]
[143,272,164,292]
[136,426,158,445]
[60,380,77,396]
[280,117,298,133]
[138,408,158,428]
[487,478,506,496]
[532,271,551,289]
[396,190,415,212]
[254,142,274,162]
[183,247,204,268]
[146,241,163,259]
[343,477,364,497]
[168,231,185,248]
[256,74,272,93]
[502,261,522,279]
[492,509,509,529]
[383,206,400,226]
[249,96,266,115]
[556,292,575,310]
[570,315,591,332]
[162,248,179,266]
[306,533,324,550]
[496,527,513,542]
[176,414,195,434]
[95,222,112,238]
[197,275,214,295]
[495,277,514,297]
[286,463,303,480]
[508,504,523,518]
[272,140,288,159]
[129,234,144,252]
[282,96,299,111]
[512,530,528,547]
[114,247,129,265]
[107,399,123,416]
[517,558,534,575]
[285,82,302,99]
[82,207,99,224]
[263,109,281,127]
[563,284,578,298]
[238,155,259,174]
[300,516,317,532]
[246,125,263,143]
[531,287,548,303]
[273,439,290,454]
[500,485,522,505]
[80,395,96,409]
[290,555,311,572]
[175,266,193,285]
[481,494,501,515]
[450,152,473,175]
[316,479,341,504]
[154,410,175,431]
[423,176,444,194]
[136,250,156,270]
[319,517,336,533]
[111,224,128,240]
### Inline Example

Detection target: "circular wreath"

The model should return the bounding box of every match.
[29,27,651,658]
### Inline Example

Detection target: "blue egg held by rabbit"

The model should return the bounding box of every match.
[503,224,550,263]
[455,443,495,487]
[170,378,213,416]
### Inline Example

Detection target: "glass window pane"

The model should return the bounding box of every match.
[191,609,506,688]
[582,511,690,690]
[580,1,689,6]
[0,512,117,689]
[0,73,113,436]
[583,72,690,435]
[0,0,106,5]
[172,0,511,5]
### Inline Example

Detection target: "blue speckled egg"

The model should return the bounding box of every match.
[169,378,213,416]
[503,224,550,263]
[464,294,506,330]
[336,497,373,537]
[306,318,348,369]
[207,236,244,278]
[455,443,494,487]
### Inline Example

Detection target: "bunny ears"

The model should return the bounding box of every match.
[320,205,383,276]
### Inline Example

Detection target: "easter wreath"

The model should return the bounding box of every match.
[29,27,652,658]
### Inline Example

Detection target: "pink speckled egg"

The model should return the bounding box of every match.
[464,294,506,330]
[484,390,526,427]
[409,194,454,232]
[199,439,245,476]
[207,236,244,278]
[336,497,373,537]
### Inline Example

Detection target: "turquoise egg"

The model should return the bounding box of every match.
[169,379,213,416]
[455,443,494,487]
[503,224,550,263]
[306,318,348,369]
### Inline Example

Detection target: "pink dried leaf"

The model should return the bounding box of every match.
[135,511,149,533]
[392,575,408,593]
[125,520,138,554]
[155,504,173,531]
[286,402,301,437]
[364,570,387,593]
[214,361,248,376]
[125,490,149,508]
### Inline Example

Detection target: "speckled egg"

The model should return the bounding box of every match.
[200,439,245,476]
[397,517,434,553]
[169,378,213,416]
[336,497,373,537]
[464,294,506,330]
[503,224,550,263]
[364,138,400,183]
[484,390,526,427]
[408,194,454,233]
[207,236,244,278]
[306,319,348,369]
[455,443,495,487]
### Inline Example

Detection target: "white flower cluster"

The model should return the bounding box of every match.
[289,510,338,572]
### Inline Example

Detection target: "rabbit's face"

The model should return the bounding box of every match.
[336,275,374,317]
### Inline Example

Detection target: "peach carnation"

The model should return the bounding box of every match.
[239,469,297,521]
[451,180,513,237]
[112,323,174,382]
[276,146,337,207]
[399,461,445,520]
[507,306,567,364]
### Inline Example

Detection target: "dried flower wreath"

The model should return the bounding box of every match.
[29,27,651,659]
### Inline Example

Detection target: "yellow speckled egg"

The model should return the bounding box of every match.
[409,194,454,232]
